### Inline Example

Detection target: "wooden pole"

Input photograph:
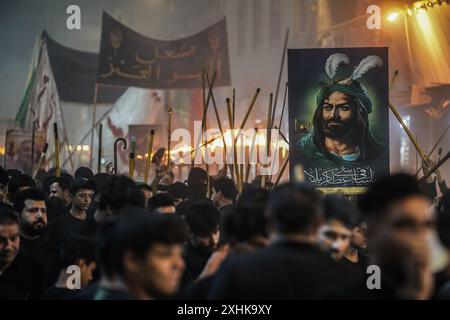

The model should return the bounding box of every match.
[33,143,48,179]
[97,123,103,173]
[270,29,290,129]
[89,83,99,170]
[418,149,450,184]
[144,130,155,184]
[53,123,60,177]
[274,153,289,187]
[31,121,36,175]
[167,106,173,166]
[129,136,136,180]
[246,128,258,183]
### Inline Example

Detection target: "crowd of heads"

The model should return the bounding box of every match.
[0,164,449,300]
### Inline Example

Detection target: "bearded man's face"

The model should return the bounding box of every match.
[321,92,357,139]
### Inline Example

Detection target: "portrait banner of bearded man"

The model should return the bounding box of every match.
[288,48,390,193]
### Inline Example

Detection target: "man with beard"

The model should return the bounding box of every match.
[0,208,44,299]
[297,54,384,168]
[13,188,53,271]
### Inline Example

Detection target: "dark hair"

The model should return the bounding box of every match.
[51,176,71,192]
[148,193,175,212]
[93,173,112,194]
[114,209,187,277]
[94,218,119,278]
[187,167,208,199]
[59,235,95,269]
[8,174,36,197]
[0,207,19,226]
[323,194,358,229]
[74,167,94,180]
[6,169,21,177]
[69,178,95,195]
[168,182,187,200]
[185,202,219,237]
[98,176,145,213]
[137,183,152,193]
[358,173,427,221]
[13,188,46,214]
[222,205,268,244]
[152,148,166,164]
[0,167,9,185]
[437,191,450,249]
[266,183,322,234]
[312,88,383,161]
[213,177,237,201]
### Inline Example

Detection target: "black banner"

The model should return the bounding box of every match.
[97,12,231,89]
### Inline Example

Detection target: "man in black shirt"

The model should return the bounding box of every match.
[183,202,220,281]
[208,183,355,300]
[13,188,53,271]
[0,167,9,206]
[47,178,95,245]
[212,177,236,217]
[42,235,97,300]
[0,208,44,299]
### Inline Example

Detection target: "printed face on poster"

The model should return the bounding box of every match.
[288,48,390,194]
[4,129,46,174]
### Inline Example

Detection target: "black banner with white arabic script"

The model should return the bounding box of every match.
[97,12,231,89]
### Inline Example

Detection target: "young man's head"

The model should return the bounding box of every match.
[266,183,322,239]
[0,167,9,204]
[359,173,433,244]
[0,208,20,268]
[212,177,237,208]
[69,178,95,212]
[98,176,145,215]
[48,176,71,206]
[114,209,187,299]
[59,236,96,289]
[187,167,208,199]
[13,188,47,237]
[318,195,356,259]
[168,182,187,205]
[7,173,36,203]
[148,193,175,214]
[185,202,220,252]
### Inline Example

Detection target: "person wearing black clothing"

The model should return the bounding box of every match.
[6,173,35,205]
[71,175,145,239]
[47,178,95,245]
[182,201,269,299]
[212,177,236,217]
[13,188,53,271]
[183,202,220,282]
[330,173,435,299]
[176,168,212,216]
[92,209,187,300]
[318,194,355,260]
[42,235,97,300]
[168,182,187,206]
[208,183,355,300]
[0,208,44,300]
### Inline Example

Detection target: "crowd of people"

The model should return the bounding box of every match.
[0,161,449,300]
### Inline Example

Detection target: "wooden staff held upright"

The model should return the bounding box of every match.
[53,123,60,177]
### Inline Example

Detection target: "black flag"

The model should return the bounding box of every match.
[97,12,231,89]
